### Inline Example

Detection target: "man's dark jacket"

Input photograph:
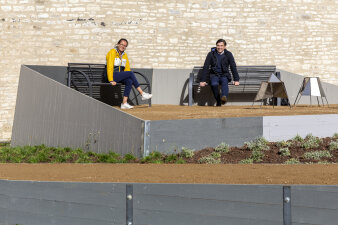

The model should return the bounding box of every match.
[201,49,240,83]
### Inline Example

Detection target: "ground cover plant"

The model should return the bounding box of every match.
[0,134,337,164]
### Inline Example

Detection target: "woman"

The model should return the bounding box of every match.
[106,38,152,109]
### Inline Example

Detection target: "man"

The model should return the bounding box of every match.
[200,39,240,106]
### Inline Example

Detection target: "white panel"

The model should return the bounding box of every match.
[263,114,338,141]
[310,77,321,96]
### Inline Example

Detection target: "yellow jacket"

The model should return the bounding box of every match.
[106,48,131,82]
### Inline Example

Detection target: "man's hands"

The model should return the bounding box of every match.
[200,81,239,86]
[110,81,117,86]
[199,82,207,87]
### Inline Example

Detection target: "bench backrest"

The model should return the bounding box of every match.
[68,63,107,84]
[193,65,277,93]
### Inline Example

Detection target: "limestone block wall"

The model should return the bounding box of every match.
[0,0,337,141]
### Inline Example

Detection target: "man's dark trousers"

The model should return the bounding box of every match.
[210,75,229,104]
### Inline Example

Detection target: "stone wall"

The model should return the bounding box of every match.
[0,0,337,141]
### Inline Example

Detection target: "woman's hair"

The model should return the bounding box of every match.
[117,38,128,46]
[216,39,227,46]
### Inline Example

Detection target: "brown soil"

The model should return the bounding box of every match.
[183,137,338,164]
[0,164,337,184]
[120,104,338,120]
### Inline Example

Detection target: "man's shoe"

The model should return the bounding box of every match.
[221,96,227,105]
[121,103,134,109]
[142,92,152,100]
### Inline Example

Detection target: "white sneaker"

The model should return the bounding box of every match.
[121,103,134,109]
[142,92,152,100]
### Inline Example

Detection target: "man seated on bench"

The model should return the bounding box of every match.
[199,39,240,106]
[106,38,152,109]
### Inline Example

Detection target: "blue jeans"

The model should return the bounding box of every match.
[210,75,229,103]
[114,71,140,97]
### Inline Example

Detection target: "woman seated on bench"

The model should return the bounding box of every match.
[106,38,152,109]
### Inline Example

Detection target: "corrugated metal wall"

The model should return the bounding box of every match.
[0,180,337,225]
[11,65,145,156]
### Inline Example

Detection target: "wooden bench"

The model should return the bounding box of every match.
[67,63,152,106]
[188,65,279,106]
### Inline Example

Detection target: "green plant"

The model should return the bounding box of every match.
[181,147,194,158]
[164,154,178,163]
[301,134,322,149]
[292,134,304,142]
[124,153,137,162]
[333,133,338,138]
[303,150,332,160]
[211,152,221,159]
[198,156,221,164]
[239,158,254,164]
[328,141,338,151]
[279,147,291,156]
[277,140,291,148]
[284,158,300,164]
[141,151,162,163]
[318,160,330,164]
[215,142,229,153]
[245,137,269,151]
[0,142,10,147]
[175,158,186,164]
[251,149,264,162]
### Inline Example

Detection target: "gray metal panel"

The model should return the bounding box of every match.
[152,69,192,105]
[148,117,262,152]
[263,114,338,141]
[291,186,338,225]
[0,180,125,225]
[279,69,338,104]
[26,65,68,85]
[133,184,283,225]
[11,65,145,156]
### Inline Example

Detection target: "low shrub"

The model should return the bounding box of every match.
[245,137,269,152]
[292,134,304,143]
[277,140,291,148]
[303,150,332,160]
[301,134,322,149]
[239,158,254,164]
[211,152,221,159]
[215,142,229,153]
[181,147,194,158]
[279,147,291,156]
[164,154,177,163]
[284,158,300,164]
[328,141,338,151]
[198,156,221,164]
[251,149,264,162]
[141,151,162,163]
